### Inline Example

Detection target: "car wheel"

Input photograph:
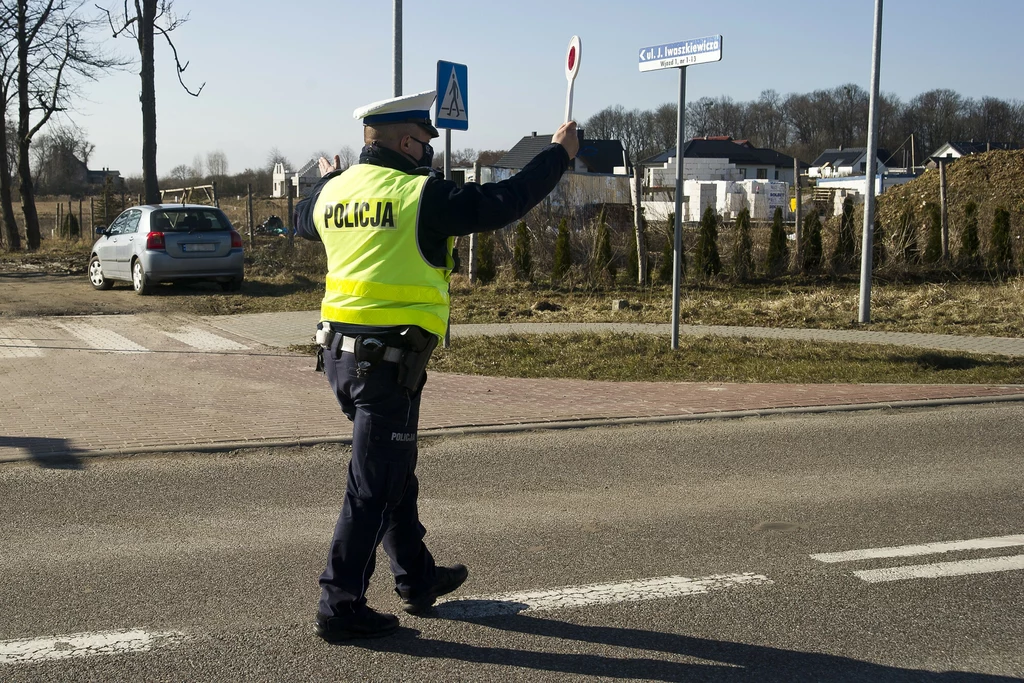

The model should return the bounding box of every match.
[88,255,113,290]
[131,259,153,295]
[220,276,243,292]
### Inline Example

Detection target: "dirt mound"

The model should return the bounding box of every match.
[876,149,1024,243]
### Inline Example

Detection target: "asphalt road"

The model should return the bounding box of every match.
[1,404,1022,682]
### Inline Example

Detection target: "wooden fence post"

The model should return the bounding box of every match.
[939,159,949,260]
[287,186,294,246]
[793,157,802,269]
[247,183,254,249]
[633,165,647,285]
[468,161,481,283]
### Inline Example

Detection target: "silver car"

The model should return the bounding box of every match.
[88,204,245,294]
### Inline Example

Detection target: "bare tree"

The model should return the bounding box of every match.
[0,9,19,248]
[31,122,94,194]
[265,146,289,172]
[9,1,118,249]
[205,149,227,176]
[337,144,356,170]
[190,152,202,179]
[100,0,203,205]
[167,163,188,183]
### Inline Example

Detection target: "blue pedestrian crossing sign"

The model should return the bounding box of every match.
[436,61,469,131]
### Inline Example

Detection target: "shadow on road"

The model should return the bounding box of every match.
[0,436,85,470]
[354,611,1021,682]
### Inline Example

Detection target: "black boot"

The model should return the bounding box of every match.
[314,606,400,642]
[398,564,469,615]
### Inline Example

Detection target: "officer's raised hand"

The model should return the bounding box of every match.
[553,120,580,160]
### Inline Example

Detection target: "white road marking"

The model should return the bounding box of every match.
[853,554,1024,583]
[810,534,1024,563]
[0,629,184,665]
[163,327,249,351]
[434,572,773,619]
[0,326,43,358]
[58,322,149,354]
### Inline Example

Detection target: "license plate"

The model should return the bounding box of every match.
[182,243,216,252]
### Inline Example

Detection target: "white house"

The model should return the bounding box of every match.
[640,137,799,221]
[272,159,322,198]
[643,136,801,187]
[926,141,1017,168]
[808,147,890,179]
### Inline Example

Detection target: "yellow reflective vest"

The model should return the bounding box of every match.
[313,164,454,339]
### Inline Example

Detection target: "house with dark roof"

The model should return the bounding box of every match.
[493,130,629,175]
[642,136,803,188]
[485,130,632,208]
[926,140,1018,167]
[809,146,890,179]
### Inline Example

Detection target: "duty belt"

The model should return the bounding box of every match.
[316,327,404,362]
[338,335,403,362]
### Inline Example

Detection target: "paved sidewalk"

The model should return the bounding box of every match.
[1,311,1022,466]
[200,312,1024,357]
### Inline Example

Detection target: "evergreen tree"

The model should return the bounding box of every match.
[801,210,823,273]
[694,206,722,277]
[765,206,789,277]
[832,196,856,270]
[873,214,886,269]
[990,206,1013,272]
[960,201,981,267]
[513,221,532,281]
[658,212,683,283]
[898,207,920,263]
[731,207,754,281]
[593,208,616,281]
[476,231,496,284]
[552,218,571,280]
[59,212,80,240]
[626,213,641,282]
[923,201,943,264]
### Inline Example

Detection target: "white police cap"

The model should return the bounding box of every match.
[353,91,439,138]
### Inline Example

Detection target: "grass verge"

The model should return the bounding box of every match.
[293,333,1024,385]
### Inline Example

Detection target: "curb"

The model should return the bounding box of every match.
[3,393,1023,465]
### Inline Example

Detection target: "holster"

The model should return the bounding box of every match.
[396,327,438,391]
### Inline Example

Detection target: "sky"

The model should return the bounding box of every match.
[67,0,1024,177]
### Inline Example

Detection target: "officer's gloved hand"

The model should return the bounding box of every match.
[451,248,461,273]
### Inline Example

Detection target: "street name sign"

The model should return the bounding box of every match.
[638,35,722,72]
[436,61,468,130]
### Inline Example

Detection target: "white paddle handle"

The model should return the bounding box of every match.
[565,82,574,123]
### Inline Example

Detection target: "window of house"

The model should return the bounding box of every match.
[757,168,768,180]
[775,170,779,180]
[860,162,867,172]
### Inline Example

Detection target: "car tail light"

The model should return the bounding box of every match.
[146,231,165,250]
[230,230,243,249]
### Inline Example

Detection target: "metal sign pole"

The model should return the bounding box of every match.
[858,0,883,324]
[639,35,720,350]
[392,0,402,97]
[671,66,687,350]
[443,129,452,349]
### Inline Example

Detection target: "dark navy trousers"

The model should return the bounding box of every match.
[318,345,436,617]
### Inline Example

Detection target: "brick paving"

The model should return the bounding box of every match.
[1,312,1022,465]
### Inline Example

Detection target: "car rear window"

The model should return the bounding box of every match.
[150,209,232,233]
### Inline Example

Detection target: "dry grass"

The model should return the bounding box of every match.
[428,333,1024,384]
[4,234,1024,338]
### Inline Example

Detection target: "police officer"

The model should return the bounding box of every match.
[295,90,579,642]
